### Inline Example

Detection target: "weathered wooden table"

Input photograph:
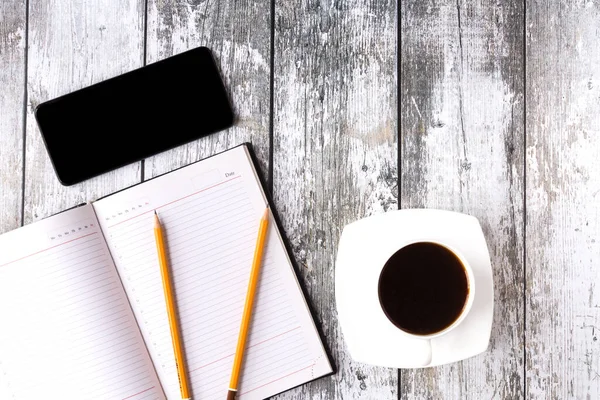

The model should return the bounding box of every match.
[1,0,599,398]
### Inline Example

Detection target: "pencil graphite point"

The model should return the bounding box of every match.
[263,206,269,220]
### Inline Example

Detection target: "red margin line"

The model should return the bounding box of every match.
[121,386,155,400]
[238,364,314,397]
[191,326,301,372]
[0,232,98,268]
[108,175,242,228]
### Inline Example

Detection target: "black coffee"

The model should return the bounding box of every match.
[378,242,469,335]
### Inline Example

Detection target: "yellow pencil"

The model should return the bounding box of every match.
[227,206,270,400]
[154,211,192,400]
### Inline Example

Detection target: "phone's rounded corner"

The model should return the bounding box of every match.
[51,166,76,187]
[33,102,45,121]
[226,110,236,128]
[57,176,76,187]
[46,156,79,186]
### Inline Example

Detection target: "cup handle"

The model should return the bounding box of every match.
[419,339,432,367]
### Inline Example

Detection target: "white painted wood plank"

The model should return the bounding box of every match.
[24,0,145,223]
[273,1,399,398]
[144,0,271,181]
[401,1,524,398]
[0,1,26,233]
[526,1,600,398]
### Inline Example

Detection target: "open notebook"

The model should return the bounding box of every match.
[0,144,332,400]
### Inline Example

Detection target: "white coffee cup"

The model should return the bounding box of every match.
[377,240,476,366]
[335,209,493,368]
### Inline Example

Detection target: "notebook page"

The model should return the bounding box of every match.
[0,204,165,400]
[94,145,331,400]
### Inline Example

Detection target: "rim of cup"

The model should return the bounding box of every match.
[379,239,476,340]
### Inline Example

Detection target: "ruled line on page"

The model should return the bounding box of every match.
[0,245,105,284]
[0,232,99,268]
[107,179,248,245]
[107,175,242,228]
[121,386,156,400]
[184,316,299,367]
[239,347,310,385]
[238,364,315,397]
[0,206,165,400]
[190,326,302,372]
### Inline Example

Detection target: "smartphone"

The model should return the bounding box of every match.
[34,47,234,186]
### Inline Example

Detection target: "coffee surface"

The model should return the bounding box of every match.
[378,242,469,335]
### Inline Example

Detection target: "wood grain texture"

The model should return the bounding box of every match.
[273,1,398,398]
[526,1,600,398]
[144,0,271,181]
[0,1,598,399]
[0,0,26,233]
[23,0,145,223]
[400,1,524,398]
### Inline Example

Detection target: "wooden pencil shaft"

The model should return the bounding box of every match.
[228,208,269,393]
[154,212,192,399]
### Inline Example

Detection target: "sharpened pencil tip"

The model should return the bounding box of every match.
[263,207,269,220]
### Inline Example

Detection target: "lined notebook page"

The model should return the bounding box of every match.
[0,205,165,400]
[94,145,331,399]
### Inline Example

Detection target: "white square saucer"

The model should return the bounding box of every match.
[334,209,494,368]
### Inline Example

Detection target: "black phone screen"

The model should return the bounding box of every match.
[34,47,234,186]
